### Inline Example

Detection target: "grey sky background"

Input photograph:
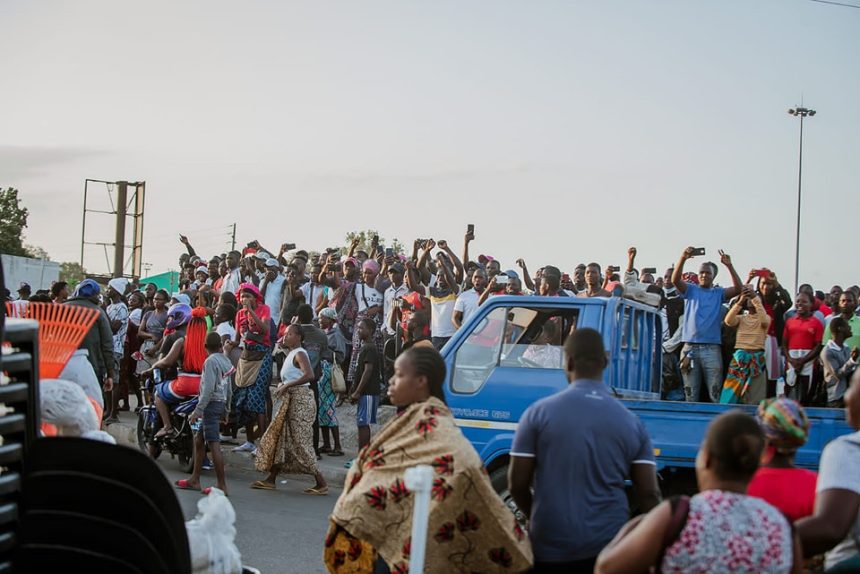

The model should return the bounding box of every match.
[2,1,858,289]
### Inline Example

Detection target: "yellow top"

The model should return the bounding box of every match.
[725,297,770,351]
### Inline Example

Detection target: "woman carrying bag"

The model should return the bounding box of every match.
[226,283,272,455]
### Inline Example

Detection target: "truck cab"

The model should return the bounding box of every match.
[440,294,850,495]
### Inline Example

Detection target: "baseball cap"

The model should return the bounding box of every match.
[265,258,280,268]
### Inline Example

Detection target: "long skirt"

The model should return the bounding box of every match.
[317,361,338,428]
[256,386,319,477]
[232,344,272,427]
[720,349,766,405]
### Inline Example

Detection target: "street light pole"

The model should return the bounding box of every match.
[787,106,816,294]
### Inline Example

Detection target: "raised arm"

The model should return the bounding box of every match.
[671,247,694,295]
[626,247,637,274]
[439,240,464,285]
[179,234,197,257]
[462,228,474,271]
[439,254,459,296]
[516,259,534,292]
[718,250,743,300]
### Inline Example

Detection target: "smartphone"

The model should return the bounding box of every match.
[607,266,620,273]
[753,269,770,278]
[467,224,475,235]
[385,247,394,258]
[496,275,509,285]
[283,242,297,251]
[642,267,657,274]
[372,235,379,244]
[691,247,706,256]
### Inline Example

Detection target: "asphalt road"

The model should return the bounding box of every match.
[160,458,339,574]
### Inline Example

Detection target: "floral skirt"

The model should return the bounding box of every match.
[232,344,272,426]
[256,385,318,477]
[318,361,338,428]
[720,349,766,405]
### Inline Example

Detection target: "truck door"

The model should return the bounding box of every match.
[445,304,580,460]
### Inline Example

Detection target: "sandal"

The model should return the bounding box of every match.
[202,487,228,497]
[175,479,201,491]
[303,486,329,496]
[327,449,344,457]
[250,480,276,490]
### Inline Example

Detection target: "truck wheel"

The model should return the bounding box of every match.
[489,465,528,527]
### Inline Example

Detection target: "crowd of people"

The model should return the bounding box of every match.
[8,224,860,573]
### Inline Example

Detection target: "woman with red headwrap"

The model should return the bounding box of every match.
[225,283,273,454]
[143,304,208,437]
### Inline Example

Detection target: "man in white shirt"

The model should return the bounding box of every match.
[383,263,409,337]
[453,268,487,329]
[105,277,129,423]
[300,261,330,319]
[221,250,243,295]
[260,258,286,327]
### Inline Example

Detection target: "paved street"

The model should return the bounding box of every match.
[159,459,339,574]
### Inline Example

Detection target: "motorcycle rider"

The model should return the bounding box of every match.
[143,304,208,437]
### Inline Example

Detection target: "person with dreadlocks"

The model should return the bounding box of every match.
[143,304,208,438]
[747,397,816,521]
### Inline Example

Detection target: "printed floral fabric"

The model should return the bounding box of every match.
[324,397,532,573]
[661,489,793,573]
[255,385,319,477]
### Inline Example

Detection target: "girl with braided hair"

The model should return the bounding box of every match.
[143,305,208,437]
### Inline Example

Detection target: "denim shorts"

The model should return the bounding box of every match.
[200,401,226,443]
[356,394,379,427]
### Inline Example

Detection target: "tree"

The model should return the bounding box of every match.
[344,229,406,255]
[24,245,50,260]
[59,261,86,285]
[0,188,30,256]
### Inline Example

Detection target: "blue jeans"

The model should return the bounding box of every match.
[681,343,723,402]
[432,336,451,350]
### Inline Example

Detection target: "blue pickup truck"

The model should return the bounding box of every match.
[439,295,850,497]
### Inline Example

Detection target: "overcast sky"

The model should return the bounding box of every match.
[2,0,858,289]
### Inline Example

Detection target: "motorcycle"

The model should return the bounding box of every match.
[134,357,198,473]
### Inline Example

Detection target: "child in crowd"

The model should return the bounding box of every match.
[175,332,234,495]
[821,316,859,408]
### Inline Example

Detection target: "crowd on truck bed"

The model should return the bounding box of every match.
[7,225,860,573]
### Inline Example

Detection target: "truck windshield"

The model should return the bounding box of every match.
[451,305,579,394]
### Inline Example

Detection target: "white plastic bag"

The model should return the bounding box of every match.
[185,488,242,574]
[40,378,99,436]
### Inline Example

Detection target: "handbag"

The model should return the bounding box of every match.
[235,348,267,388]
[330,361,347,394]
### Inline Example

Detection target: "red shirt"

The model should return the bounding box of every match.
[236,304,272,347]
[747,467,817,521]
[782,315,824,350]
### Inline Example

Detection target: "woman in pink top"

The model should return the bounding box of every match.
[595,411,802,574]
[748,398,817,521]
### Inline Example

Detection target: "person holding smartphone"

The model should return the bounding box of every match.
[671,246,743,403]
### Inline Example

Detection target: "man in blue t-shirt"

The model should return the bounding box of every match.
[508,328,661,573]
[671,246,742,403]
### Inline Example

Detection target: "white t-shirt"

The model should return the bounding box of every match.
[106,302,129,355]
[129,308,143,327]
[429,288,458,338]
[261,275,286,325]
[384,283,409,335]
[454,289,481,325]
[221,268,242,295]
[818,431,860,570]
[300,282,330,318]
[354,283,383,314]
[215,321,237,343]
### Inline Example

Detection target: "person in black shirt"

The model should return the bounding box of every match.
[349,318,381,452]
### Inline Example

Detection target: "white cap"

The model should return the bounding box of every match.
[108,277,129,295]
[265,258,280,268]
